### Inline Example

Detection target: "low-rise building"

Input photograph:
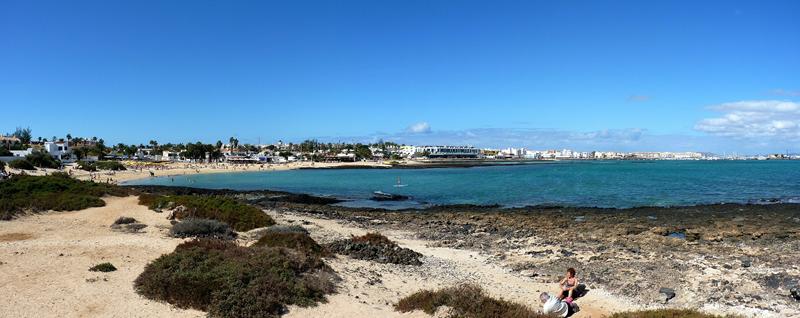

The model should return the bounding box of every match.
[414,145,481,159]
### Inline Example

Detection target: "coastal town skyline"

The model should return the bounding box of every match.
[2,127,795,159]
[2,1,799,153]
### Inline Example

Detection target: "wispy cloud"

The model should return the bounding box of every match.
[769,89,800,97]
[406,122,431,134]
[694,100,800,139]
[627,95,652,102]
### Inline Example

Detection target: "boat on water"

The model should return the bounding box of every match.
[393,176,407,187]
[371,191,410,201]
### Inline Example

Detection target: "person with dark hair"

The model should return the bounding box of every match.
[558,267,579,303]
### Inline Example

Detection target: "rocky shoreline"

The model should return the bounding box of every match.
[125,185,800,315]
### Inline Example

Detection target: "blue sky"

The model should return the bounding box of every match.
[1,0,798,153]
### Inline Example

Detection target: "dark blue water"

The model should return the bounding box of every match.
[126,160,800,209]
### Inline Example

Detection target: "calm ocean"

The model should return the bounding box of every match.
[127,160,800,209]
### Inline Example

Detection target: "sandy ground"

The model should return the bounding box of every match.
[0,195,632,318]
[0,196,203,318]
[4,161,389,184]
[269,211,632,318]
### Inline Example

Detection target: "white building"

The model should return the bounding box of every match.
[414,146,481,159]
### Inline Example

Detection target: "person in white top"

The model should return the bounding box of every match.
[540,292,570,317]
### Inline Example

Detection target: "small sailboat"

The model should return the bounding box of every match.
[393,176,408,187]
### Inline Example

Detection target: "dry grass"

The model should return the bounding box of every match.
[395,284,546,318]
[0,232,34,242]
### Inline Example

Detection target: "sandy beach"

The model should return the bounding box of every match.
[0,195,636,318]
[3,160,391,185]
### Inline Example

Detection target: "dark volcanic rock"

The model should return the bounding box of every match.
[326,235,423,266]
[659,287,676,304]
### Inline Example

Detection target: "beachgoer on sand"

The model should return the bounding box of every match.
[558,267,579,303]
[540,292,576,317]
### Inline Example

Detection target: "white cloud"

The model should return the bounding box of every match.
[695,100,800,139]
[406,122,431,134]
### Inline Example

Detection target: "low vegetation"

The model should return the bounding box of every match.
[326,232,423,265]
[170,218,236,239]
[110,216,147,233]
[78,160,127,171]
[395,284,545,318]
[8,159,35,170]
[112,216,137,225]
[609,309,738,318]
[25,151,61,169]
[0,173,128,220]
[253,231,326,256]
[134,239,336,318]
[89,262,117,272]
[264,224,309,235]
[138,194,274,231]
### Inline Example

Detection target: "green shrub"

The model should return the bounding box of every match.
[170,218,236,239]
[264,224,309,235]
[139,194,274,231]
[134,239,336,318]
[252,231,326,256]
[0,160,6,173]
[9,159,35,170]
[0,147,12,156]
[25,151,61,168]
[609,309,737,318]
[96,161,126,171]
[77,161,97,171]
[89,262,117,272]
[395,284,544,318]
[0,173,128,220]
[112,216,138,225]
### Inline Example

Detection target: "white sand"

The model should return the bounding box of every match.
[0,196,202,318]
[0,195,633,318]
[271,211,633,317]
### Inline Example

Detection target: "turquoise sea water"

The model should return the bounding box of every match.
[127,160,800,209]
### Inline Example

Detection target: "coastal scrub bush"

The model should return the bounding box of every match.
[110,216,147,233]
[77,161,97,171]
[25,151,61,169]
[0,173,128,220]
[609,309,738,318]
[138,194,275,231]
[112,216,137,225]
[89,262,117,272]
[170,218,236,240]
[133,239,336,318]
[252,231,326,256]
[265,224,309,234]
[9,159,35,170]
[0,160,6,173]
[96,161,126,171]
[395,284,545,318]
[326,232,423,265]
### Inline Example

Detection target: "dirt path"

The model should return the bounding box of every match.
[271,210,636,318]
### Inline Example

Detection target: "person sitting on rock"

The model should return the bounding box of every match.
[540,292,574,317]
[557,267,579,303]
